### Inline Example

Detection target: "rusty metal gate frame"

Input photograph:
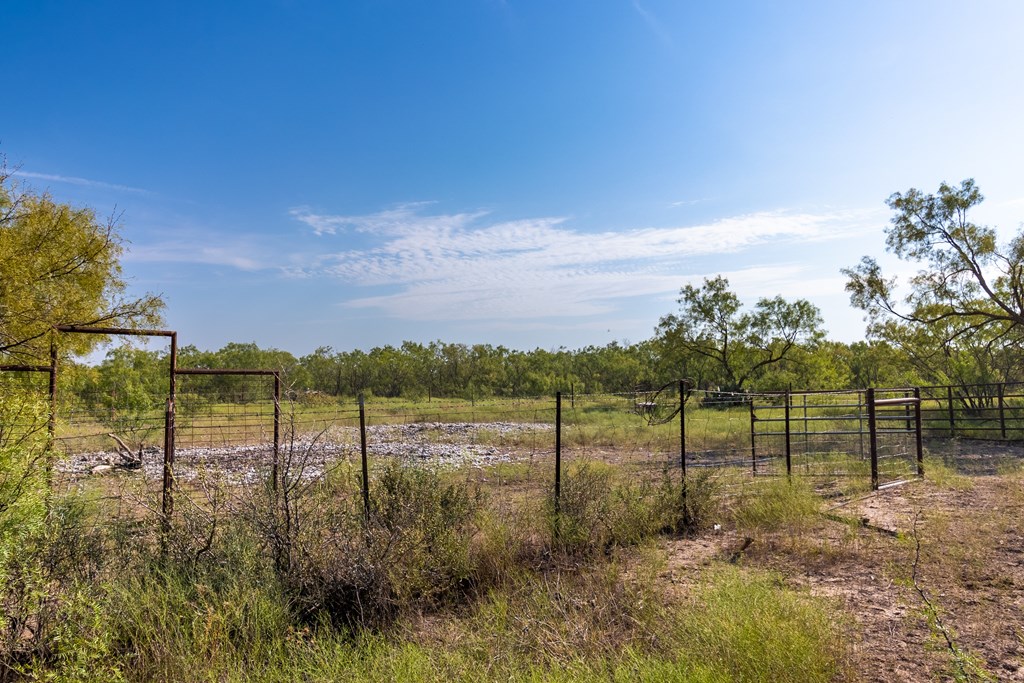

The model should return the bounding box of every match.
[43,326,285,544]
[53,326,178,533]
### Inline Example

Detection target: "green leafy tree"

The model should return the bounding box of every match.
[844,179,1024,387]
[369,345,413,398]
[0,162,163,361]
[301,346,343,395]
[843,341,918,389]
[657,276,824,392]
[79,346,166,450]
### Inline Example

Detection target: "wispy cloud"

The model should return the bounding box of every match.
[125,242,264,271]
[12,170,151,194]
[289,202,486,236]
[632,0,673,49]
[287,204,876,321]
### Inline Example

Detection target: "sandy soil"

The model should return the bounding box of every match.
[658,440,1024,681]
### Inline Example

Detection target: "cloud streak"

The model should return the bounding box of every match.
[287,204,876,321]
[125,242,264,271]
[12,170,151,194]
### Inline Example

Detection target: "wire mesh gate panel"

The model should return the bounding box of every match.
[174,370,280,486]
[561,388,681,488]
[54,338,172,484]
[683,390,754,472]
[868,388,923,489]
[750,390,869,482]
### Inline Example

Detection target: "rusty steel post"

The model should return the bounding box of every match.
[162,397,174,542]
[867,388,879,490]
[47,339,58,494]
[679,380,688,527]
[749,397,757,475]
[164,333,177,537]
[48,339,57,444]
[359,394,370,526]
[679,380,687,482]
[914,387,924,477]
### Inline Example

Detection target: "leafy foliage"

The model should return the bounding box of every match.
[0,163,163,361]
[845,179,1024,387]
[656,276,825,392]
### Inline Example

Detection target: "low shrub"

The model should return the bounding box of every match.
[277,461,483,629]
[548,462,690,554]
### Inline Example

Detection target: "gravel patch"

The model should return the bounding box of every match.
[57,421,554,484]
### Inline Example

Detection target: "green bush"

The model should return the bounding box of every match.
[549,462,685,554]
[684,469,722,532]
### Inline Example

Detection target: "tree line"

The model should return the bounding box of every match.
[66,336,930,406]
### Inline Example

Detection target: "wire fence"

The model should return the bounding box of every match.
[920,381,1024,440]
[3,352,998,539]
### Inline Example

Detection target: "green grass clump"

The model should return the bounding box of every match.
[675,567,845,682]
[732,477,821,531]
[922,457,974,490]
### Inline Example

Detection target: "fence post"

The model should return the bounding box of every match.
[162,333,178,546]
[555,391,562,517]
[784,390,792,478]
[358,394,370,526]
[679,380,689,526]
[998,383,1006,439]
[749,396,757,475]
[914,387,924,477]
[947,385,955,437]
[867,388,879,490]
[162,398,174,544]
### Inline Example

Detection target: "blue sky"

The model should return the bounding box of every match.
[5,1,1024,354]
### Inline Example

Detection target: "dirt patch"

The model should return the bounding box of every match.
[656,445,1024,682]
